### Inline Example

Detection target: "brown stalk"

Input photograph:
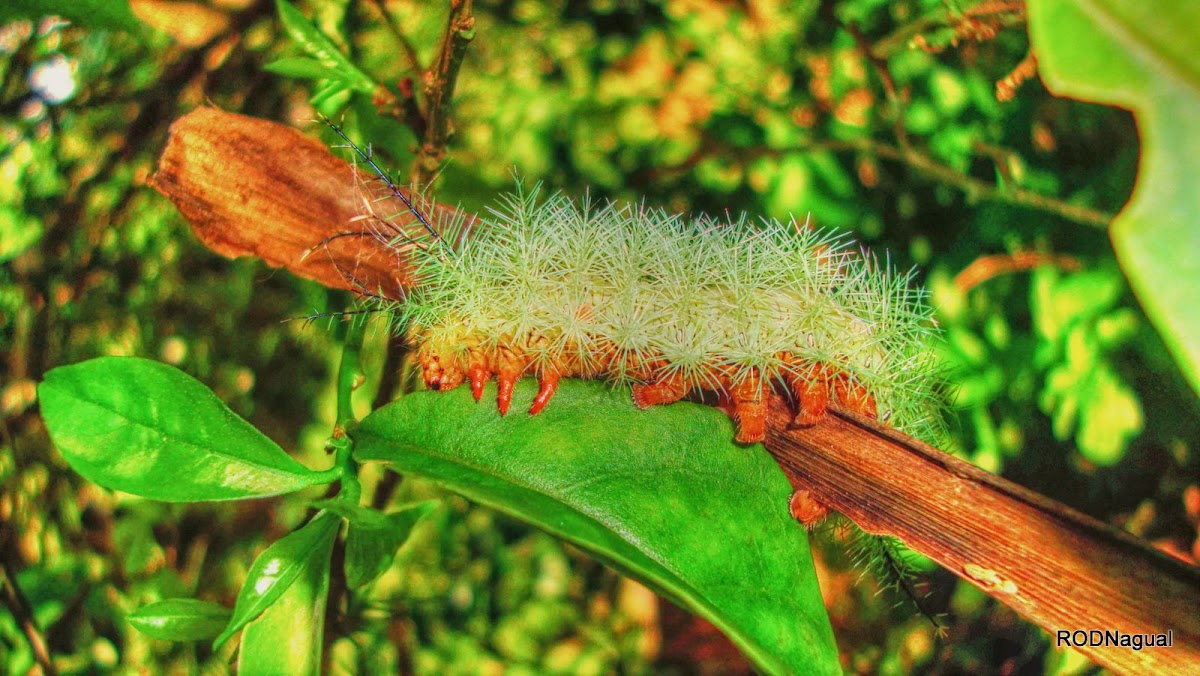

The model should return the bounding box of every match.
[151,108,1200,673]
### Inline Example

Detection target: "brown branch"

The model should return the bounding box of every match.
[412,0,475,188]
[954,250,1081,293]
[1,546,57,675]
[151,109,1200,673]
[766,402,1200,674]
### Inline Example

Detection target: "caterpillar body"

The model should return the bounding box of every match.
[331,126,940,445]
[393,188,939,444]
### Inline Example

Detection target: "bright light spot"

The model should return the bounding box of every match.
[254,559,283,594]
[28,54,76,104]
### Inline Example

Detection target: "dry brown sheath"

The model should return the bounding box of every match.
[152,108,1200,673]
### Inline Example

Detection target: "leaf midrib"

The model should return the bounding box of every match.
[352,428,735,632]
[47,380,312,484]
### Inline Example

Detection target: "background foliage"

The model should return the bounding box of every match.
[2,0,1198,673]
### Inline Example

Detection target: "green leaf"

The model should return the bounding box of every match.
[1039,326,1144,464]
[1031,268,1123,344]
[263,56,347,82]
[128,599,231,642]
[215,512,340,649]
[353,380,840,675]
[38,357,337,502]
[0,0,141,31]
[313,499,438,588]
[275,0,376,94]
[0,209,43,263]
[236,517,337,676]
[1077,364,1144,465]
[1028,0,1200,397]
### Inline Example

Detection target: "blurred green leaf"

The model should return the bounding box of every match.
[237,515,337,676]
[263,56,347,82]
[1040,325,1144,464]
[275,0,376,94]
[1031,268,1123,345]
[0,0,141,31]
[38,357,337,502]
[128,599,231,641]
[1029,0,1200,398]
[353,379,840,675]
[216,512,340,649]
[1076,365,1144,465]
[0,209,43,263]
[313,499,438,588]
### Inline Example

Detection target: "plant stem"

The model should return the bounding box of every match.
[367,0,421,73]
[335,316,367,504]
[412,0,475,188]
[854,136,1113,228]
[0,556,57,676]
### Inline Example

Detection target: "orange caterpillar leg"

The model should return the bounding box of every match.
[467,346,492,402]
[468,363,490,402]
[496,369,518,416]
[495,347,525,416]
[788,489,830,528]
[631,373,687,410]
[834,377,878,419]
[788,366,829,427]
[730,371,768,444]
[529,370,560,415]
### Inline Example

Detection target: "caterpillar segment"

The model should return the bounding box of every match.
[412,326,880,444]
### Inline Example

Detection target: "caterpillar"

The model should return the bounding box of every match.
[327,123,941,446]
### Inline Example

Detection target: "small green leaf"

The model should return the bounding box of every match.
[309,79,353,113]
[128,599,231,642]
[237,519,336,675]
[275,0,376,93]
[263,56,347,82]
[1031,268,1123,344]
[353,380,840,674]
[1039,326,1144,464]
[0,0,142,31]
[1077,365,1144,465]
[313,500,437,588]
[215,512,340,649]
[0,209,43,263]
[1029,0,1200,397]
[38,357,337,501]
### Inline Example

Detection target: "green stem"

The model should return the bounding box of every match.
[334,316,367,503]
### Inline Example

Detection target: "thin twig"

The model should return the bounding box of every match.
[846,22,909,148]
[367,0,422,73]
[954,250,1081,293]
[0,554,57,676]
[643,134,1114,229]
[873,1,1026,57]
[997,51,1039,102]
[858,136,1112,228]
[412,0,475,188]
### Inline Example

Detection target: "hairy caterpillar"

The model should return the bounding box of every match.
[328,124,941,446]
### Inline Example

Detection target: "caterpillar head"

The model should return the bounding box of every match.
[414,325,472,392]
